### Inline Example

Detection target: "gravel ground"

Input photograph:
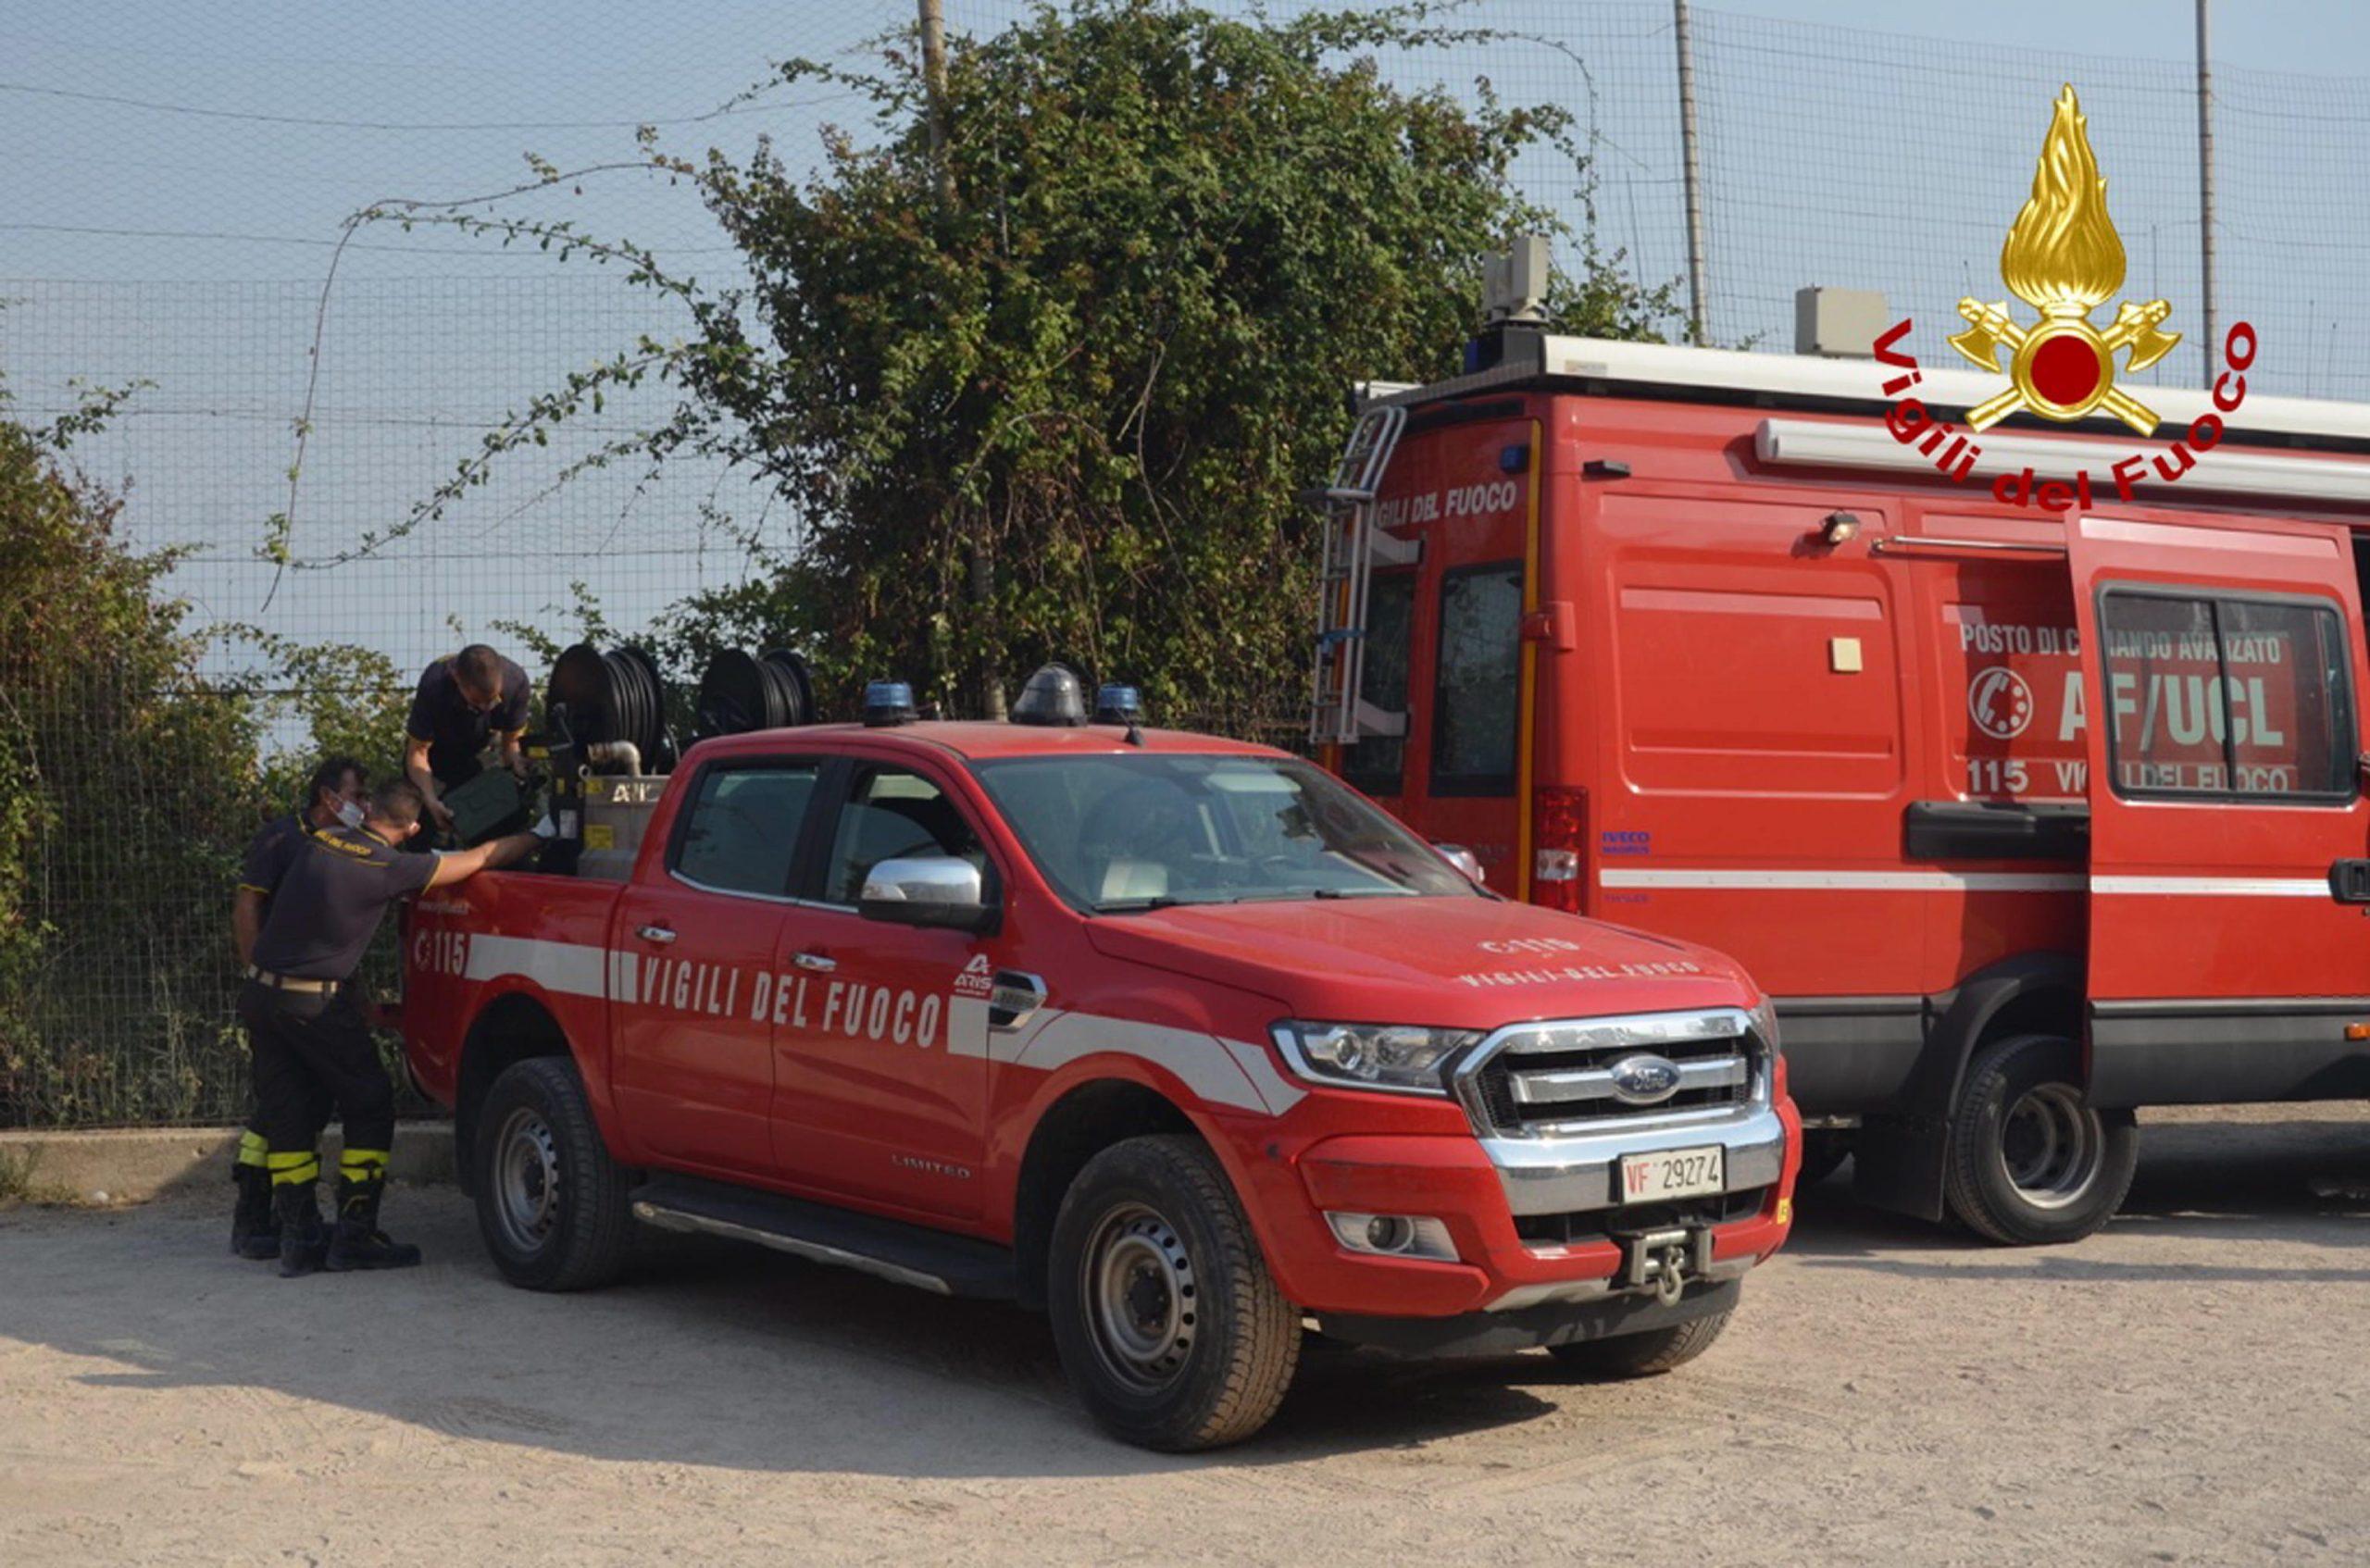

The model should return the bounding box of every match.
[3,1103,2367,1568]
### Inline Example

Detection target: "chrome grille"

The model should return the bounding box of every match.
[1456,1008,1764,1138]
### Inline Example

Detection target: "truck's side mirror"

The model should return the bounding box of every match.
[858,855,997,934]
[1433,842,1486,884]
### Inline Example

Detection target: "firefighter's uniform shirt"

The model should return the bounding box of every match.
[251,824,438,983]
[407,654,530,789]
[237,812,311,901]
[244,823,434,1183]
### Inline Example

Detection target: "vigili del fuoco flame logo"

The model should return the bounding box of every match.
[1947,85,2179,436]
[1868,84,2258,513]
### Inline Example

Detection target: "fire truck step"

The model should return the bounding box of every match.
[630,1173,1018,1300]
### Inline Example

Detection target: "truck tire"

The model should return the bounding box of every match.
[1943,1032,2138,1246]
[474,1056,633,1291]
[1548,1309,1731,1378]
[1046,1134,1301,1451]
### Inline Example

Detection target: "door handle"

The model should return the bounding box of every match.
[2329,860,2370,904]
[637,924,678,944]
[793,951,837,973]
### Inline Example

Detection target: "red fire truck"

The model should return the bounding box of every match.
[401,675,1798,1450]
[1312,297,2370,1246]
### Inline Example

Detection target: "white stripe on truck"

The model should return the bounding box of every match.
[1598,868,2084,892]
[1600,868,2330,897]
[446,935,1303,1114]
[461,933,608,997]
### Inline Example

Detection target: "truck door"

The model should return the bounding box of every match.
[1369,411,1540,895]
[2067,513,2370,1104]
[610,756,826,1177]
[767,759,993,1220]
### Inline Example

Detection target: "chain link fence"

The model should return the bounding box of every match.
[4,1,2366,1124]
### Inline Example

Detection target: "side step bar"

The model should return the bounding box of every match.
[630,1173,1018,1300]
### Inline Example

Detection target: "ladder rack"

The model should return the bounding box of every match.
[1308,403,1413,748]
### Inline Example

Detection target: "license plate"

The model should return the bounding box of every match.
[1619,1146,1725,1203]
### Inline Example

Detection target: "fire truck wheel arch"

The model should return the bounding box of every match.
[1844,951,2086,1224]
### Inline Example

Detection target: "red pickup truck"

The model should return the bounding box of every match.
[401,691,1800,1450]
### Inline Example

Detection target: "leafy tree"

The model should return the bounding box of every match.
[363,0,1672,733]
[0,380,273,1125]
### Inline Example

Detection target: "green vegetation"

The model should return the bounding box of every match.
[0,381,266,1125]
[377,0,1671,730]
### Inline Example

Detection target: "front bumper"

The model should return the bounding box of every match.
[1320,1278,1739,1359]
[1220,1072,1800,1331]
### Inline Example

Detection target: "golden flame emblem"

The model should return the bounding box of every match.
[1948,85,2181,435]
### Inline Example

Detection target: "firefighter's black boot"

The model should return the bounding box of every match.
[231,1164,280,1260]
[322,1173,422,1272]
[274,1181,326,1278]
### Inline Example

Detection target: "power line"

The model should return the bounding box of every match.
[0,221,735,256]
[0,78,858,132]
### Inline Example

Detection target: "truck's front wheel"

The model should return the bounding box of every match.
[1944,1032,2138,1246]
[474,1057,633,1291]
[1047,1135,1301,1451]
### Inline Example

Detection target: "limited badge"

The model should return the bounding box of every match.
[1946,85,2181,436]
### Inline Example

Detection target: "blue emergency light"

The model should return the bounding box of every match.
[862,680,917,728]
[1093,684,1141,725]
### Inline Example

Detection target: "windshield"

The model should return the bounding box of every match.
[969,752,1481,912]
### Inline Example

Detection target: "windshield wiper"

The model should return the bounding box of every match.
[1311,886,1419,899]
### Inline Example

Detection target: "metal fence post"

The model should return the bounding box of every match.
[1676,0,1710,347]
[2196,0,2218,380]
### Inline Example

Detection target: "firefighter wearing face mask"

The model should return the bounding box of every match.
[242,778,543,1276]
[227,756,368,1261]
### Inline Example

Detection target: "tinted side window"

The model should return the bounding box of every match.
[2099,591,2355,801]
[674,763,820,896]
[1342,570,1414,794]
[1431,561,1522,794]
[822,767,987,903]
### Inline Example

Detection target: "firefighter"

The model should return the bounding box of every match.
[228,755,369,1260]
[402,642,531,842]
[241,778,542,1276]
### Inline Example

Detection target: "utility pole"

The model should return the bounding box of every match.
[917,0,956,211]
[1675,0,1709,346]
[915,0,1004,716]
[2194,0,2218,382]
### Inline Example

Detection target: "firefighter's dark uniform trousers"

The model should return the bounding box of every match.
[237,983,395,1194]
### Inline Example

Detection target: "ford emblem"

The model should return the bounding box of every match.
[1607,1052,1682,1106]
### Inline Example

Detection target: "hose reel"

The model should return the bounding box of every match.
[547,643,671,775]
[693,647,817,739]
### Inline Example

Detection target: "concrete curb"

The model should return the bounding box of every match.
[0,1122,456,1206]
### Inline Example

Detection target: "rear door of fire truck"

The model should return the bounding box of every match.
[1343,404,1541,897]
[2067,513,2370,1104]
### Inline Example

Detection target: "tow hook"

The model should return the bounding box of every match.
[1621,1226,1714,1304]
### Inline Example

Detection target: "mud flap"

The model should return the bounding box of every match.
[1851,1113,1949,1221]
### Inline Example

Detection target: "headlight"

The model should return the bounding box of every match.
[1270,1021,1485,1096]
[1747,995,1781,1050]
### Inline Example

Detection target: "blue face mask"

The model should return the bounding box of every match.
[336,799,366,830]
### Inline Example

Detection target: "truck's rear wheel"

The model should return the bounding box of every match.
[1548,1309,1731,1378]
[1047,1135,1300,1451]
[475,1057,632,1291]
[1944,1033,2137,1246]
